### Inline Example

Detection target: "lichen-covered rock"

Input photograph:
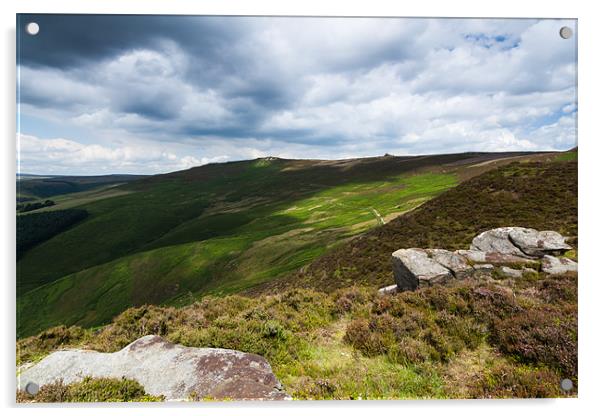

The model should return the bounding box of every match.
[389,228,576,292]
[541,255,578,275]
[470,227,527,257]
[392,248,453,290]
[426,249,474,279]
[508,228,572,257]
[470,227,572,259]
[17,335,290,401]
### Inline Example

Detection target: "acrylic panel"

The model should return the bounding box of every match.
[16,14,578,402]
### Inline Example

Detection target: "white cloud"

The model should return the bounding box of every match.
[17,17,578,174]
[16,133,218,174]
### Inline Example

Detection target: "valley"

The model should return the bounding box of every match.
[17,151,544,336]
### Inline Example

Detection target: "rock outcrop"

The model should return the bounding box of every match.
[382,227,576,293]
[499,266,523,279]
[18,335,290,401]
[392,248,453,290]
[470,227,528,257]
[471,227,571,258]
[427,249,474,279]
[542,255,578,275]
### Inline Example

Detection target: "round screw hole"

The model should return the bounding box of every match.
[559,26,573,39]
[25,22,40,36]
[560,378,573,392]
[25,381,39,395]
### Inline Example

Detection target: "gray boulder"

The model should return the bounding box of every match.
[541,255,578,275]
[499,266,523,279]
[508,228,572,257]
[392,248,453,290]
[470,227,527,257]
[426,249,474,279]
[18,335,290,401]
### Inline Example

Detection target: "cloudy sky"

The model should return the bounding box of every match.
[17,15,577,175]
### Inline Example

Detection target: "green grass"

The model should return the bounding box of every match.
[18,273,576,400]
[281,319,446,399]
[555,148,577,162]
[22,185,135,214]
[255,159,577,294]
[17,376,164,402]
[17,169,457,336]
[16,152,554,336]
[16,154,577,401]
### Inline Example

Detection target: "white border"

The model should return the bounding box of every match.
[2,1,600,415]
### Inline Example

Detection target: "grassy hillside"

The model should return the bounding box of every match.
[17,174,147,199]
[17,152,577,400]
[249,156,577,294]
[17,152,539,336]
[17,209,89,259]
[18,273,577,400]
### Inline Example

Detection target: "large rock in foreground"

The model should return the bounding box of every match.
[18,335,290,401]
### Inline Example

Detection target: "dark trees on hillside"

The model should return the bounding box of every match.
[17,209,89,259]
[17,199,56,213]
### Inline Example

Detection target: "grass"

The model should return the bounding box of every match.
[17,162,461,336]
[18,270,577,400]
[23,185,135,214]
[252,158,577,294]
[19,152,535,297]
[555,148,577,162]
[281,319,447,399]
[16,174,147,200]
[18,151,558,336]
[16,152,577,401]
[17,376,164,403]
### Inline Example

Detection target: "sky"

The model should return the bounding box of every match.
[17,15,577,175]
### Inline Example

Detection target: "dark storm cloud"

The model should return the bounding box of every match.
[18,14,240,69]
[18,14,418,112]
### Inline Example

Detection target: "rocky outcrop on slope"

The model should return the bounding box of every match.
[384,227,576,292]
[471,227,571,258]
[18,335,290,401]
[541,255,578,275]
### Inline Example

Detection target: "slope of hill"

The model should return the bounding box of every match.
[17,152,577,400]
[17,155,578,399]
[249,155,577,294]
[17,174,147,199]
[17,151,544,336]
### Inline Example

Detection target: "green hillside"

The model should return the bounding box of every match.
[250,155,577,295]
[18,152,577,399]
[17,174,147,199]
[17,152,541,336]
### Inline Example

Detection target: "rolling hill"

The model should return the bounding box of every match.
[249,154,577,295]
[17,151,552,336]
[17,174,147,200]
[17,150,577,400]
